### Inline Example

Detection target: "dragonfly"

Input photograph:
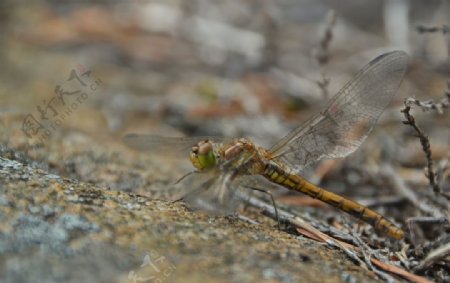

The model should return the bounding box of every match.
[125,51,408,239]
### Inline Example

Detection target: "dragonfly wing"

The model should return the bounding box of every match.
[178,171,279,215]
[180,169,244,215]
[269,51,408,171]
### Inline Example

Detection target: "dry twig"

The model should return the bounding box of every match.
[345,222,397,283]
[404,82,450,114]
[316,74,331,100]
[316,10,336,65]
[436,153,450,186]
[416,25,450,34]
[380,164,444,218]
[315,10,336,99]
[414,242,450,272]
[401,102,441,195]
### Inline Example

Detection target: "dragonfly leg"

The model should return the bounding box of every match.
[244,186,281,230]
[171,171,200,203]
[171,174,214,204]
[174,170,199,185]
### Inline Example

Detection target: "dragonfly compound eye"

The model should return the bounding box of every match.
[189,141,216,170]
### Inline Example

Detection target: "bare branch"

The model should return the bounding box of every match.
[416,25,450,34]
[401,102,441,195]
[316,10,337,65]
[404,83,450,114]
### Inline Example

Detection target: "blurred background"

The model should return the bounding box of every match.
[0,0,449,282]
[0,0,448,139]
[1,0,450,217]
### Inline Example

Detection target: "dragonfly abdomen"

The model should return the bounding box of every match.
[263,162,404,239]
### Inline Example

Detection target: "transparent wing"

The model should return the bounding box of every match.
[269,51,408,171]
[181,173,284,216]
[123,134,229,156]
[178,168,244,215]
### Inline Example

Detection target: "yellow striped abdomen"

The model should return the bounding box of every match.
[264,163,404,239]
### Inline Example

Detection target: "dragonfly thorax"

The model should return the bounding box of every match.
[221,138,269,175]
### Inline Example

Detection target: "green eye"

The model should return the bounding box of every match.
[190,141,217,170]
[198,149,216,169]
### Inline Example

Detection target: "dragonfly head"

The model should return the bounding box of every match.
[189,140,217,171]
